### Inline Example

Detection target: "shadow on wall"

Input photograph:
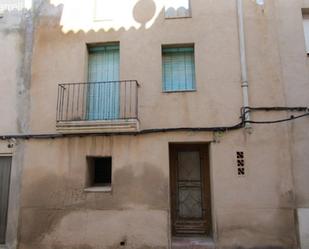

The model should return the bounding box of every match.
[0,0,155,31]
[0,0,188,33]
[47,0,159,33]
[47,0,189,33]
[0,0,190,37]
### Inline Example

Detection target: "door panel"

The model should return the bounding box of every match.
[170,144,211,236]
[178,188,202,218]
[87,45,120,120]
[177,151,202,219]
[0,157,12,244]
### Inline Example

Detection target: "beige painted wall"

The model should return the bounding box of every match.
[0,7,30,249]
[277,1,309,247]
[17,127,297,249]
[16,0,309,248]
[0,12,23,133]
[30,0,244,132]
[0,0,308,248]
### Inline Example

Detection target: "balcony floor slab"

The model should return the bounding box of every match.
[56,119,139,133]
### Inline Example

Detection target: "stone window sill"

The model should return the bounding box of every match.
[165,15,192,19]
[84,186,112,193]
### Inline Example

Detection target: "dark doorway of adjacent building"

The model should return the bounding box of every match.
[0,156,12,244]
[169,143,212,237]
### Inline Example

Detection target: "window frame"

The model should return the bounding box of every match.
[161,44,197,93]
[302,10,309,55]
[84,156,112,192]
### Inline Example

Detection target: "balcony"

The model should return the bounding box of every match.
[56,80,139,133]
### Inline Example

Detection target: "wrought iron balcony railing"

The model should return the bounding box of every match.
[56,80,139,123]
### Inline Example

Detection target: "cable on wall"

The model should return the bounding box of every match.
[0,106,308,140]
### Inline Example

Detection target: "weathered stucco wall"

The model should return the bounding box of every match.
[15,0,309,248]
[0,12,22,133]
[29,0,244,132]
[277,0,309,207]
[0,5,32,249]
[19,134,172,249]
[276,0,309,247]
[0,0,308,249]
[18,127,297,249]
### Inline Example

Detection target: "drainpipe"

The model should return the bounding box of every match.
[236,0,251,127]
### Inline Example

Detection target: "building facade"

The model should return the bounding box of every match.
[0,0,309,249]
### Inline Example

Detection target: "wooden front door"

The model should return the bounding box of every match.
[170,144,211,236]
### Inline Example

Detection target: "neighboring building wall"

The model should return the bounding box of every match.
[0,1,34,248]
[0,0,308,249]
[0,7,22,134]
[276,0,309,248]
[0,8,24,249]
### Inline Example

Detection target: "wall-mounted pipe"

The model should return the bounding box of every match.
[236,0,251,128]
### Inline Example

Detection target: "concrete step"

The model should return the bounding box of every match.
[172,237,215,249]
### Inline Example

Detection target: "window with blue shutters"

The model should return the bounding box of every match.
[87,43,120,120]
[162,45,196,92]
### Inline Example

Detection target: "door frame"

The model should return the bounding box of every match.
[169,143,212,237]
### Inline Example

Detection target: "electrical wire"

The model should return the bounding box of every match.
[0,121,245,140]
[241,106,309,124]
[0,106,308,140]
[246,107,309,112]
[245,112,309,124]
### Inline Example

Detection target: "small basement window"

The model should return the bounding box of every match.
[85,157,112,192]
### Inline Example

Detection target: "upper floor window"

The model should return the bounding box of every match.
[165,0,191,19]
[87,43,120,120]
[302,10,309,54]
[162,45,196,92]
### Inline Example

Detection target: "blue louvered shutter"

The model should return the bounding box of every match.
[162,47,195,92]
[87,44,120,120]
